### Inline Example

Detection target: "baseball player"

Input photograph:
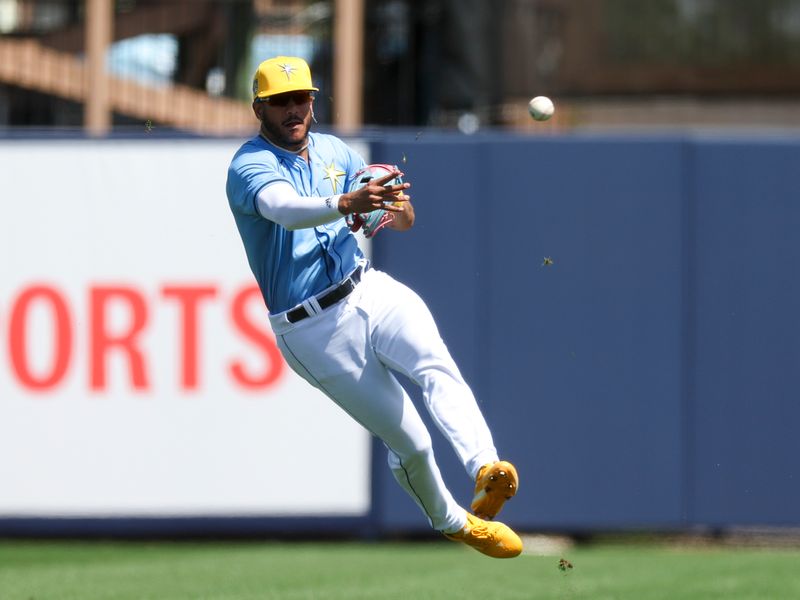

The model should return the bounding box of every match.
[226,56,521,558]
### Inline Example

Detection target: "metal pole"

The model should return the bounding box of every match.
[333,0,364,133]
[85,0,112,135]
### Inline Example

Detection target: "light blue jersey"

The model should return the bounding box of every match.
[226,132,367,313]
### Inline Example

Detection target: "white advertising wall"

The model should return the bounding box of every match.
[0,139,371,518]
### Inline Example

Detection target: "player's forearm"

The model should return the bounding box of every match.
[256,182,342,230]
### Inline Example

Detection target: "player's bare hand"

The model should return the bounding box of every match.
[388,198,415,231]
[338,170,411,215]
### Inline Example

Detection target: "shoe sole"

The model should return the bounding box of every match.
[444,532,521,558]
[444,517,523,559]
[471,461,518,520]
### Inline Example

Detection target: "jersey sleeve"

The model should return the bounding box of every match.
[338,140,368,193]
[226,144,289,216]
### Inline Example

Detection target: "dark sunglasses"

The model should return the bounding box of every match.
[262,91,314,107]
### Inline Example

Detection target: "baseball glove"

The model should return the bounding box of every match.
[346,164,403,238]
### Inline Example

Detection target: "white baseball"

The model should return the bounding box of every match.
[528,96,554,122]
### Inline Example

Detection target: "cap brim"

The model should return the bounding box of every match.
[255,86,319,100]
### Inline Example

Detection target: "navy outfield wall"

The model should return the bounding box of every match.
[1,132,797,537]
[689,139,800,527]
[369,132,800,532]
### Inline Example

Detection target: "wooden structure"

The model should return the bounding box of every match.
[0,0,363,135]
[0,37,256,135]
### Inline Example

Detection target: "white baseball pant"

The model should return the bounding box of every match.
[268,266,498,533]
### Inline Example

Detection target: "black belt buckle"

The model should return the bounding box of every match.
[286,266,363,324]
[286,306,305,323]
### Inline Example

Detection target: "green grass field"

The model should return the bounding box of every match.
[2,538,799,600]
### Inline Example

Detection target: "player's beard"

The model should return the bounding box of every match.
[260,113,311,153]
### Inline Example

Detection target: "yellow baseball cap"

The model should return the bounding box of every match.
[252,56,319,100]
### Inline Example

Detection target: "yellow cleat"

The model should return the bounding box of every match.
[471,460,519,520]
[444,513,522,559]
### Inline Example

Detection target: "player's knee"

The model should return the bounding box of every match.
[418,364,466,392]
[387,442,434,470]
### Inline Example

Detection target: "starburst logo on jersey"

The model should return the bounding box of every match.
[277,63,297,81]
[323,162,346,194]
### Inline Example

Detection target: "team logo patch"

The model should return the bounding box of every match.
[322,162,346,194]
[278,63,297,81]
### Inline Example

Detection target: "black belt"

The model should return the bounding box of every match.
[286,266,364,323]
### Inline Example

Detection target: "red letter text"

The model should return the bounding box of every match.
[229,285,284,389]
[161,284,218,390]
[90,286,149,391]
[8,285,72,390]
